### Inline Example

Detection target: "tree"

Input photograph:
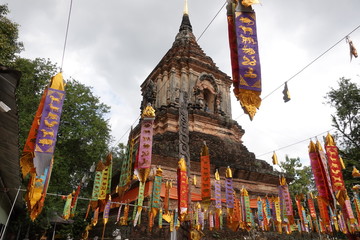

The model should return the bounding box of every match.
[279,155,315,199]
[51,78,112,194]
[325,77,360,190]
[14,62,113,238]
[0,4,23,66]
[1,3,114,238]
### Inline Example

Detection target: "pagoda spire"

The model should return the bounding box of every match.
[179,0,192,32]
[183,0,189,15]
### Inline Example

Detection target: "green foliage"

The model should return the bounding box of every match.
[112,142,127,171]
[279,155,315,198]
[0,4,24,66]
[325,77,360,190]
[52,79,112,194]
[15,61,112,238]
[2,4,113,238]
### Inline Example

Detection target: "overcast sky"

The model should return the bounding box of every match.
[5,0,360,169]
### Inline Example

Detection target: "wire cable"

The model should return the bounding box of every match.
[197,1,227,42]
[261,24,360,101]
[60,0,74,72]
[255,128,335,158]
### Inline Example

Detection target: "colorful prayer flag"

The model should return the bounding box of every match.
[200,142,211,209]
[177,157,189,222]
[227,1,262,120]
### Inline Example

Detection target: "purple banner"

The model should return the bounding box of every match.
[138,119,154,169]
[33,88,65,175]
[35,88,65,153]
[225,178,234,209]
[103,199,111,220]
[235,11,261,92]
[215,180,222,209]
[282,185,294,217]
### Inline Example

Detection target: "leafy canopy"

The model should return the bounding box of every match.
[0,4,23,66]
[279,155,315,199]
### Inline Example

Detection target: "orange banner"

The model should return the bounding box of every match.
[317,196,330,227]
[200,155,211,204]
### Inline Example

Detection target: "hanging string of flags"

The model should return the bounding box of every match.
[17,96,360,237]
[15,1,360,239]
[74,131,360,238]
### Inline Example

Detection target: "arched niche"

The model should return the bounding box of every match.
[193,73,221,114]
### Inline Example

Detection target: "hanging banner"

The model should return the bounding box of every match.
[177,157,189,222]
[214,170,222,210]
[150,167,163,217]
[164,181,171,215]
[92,207,99,226]
[344,197,356,224]
[26,159,53,221]
[21,73,65,221]
[62,193,72,220]
[309,140,333,202]
[137,118,154,169]
[317,196,331,228]
[135,181,146,220]
[34,73,66,176]
[70,184,81,218]
[137,104,155,183]
[229,192,240,231]
[307,193,317,219]
[118,137,135,196]
[90,161,104,209]
[324,133,346,192]
[279,177,294,224]
[262,199,270,231]
[195,202,201,230]
[257,197,263,221]
[241,187,252,230]
[200,143,211,209]
[99,155,112,200]
[120,204,129,226]
[232,2,262,120]
[315,141,335,201]
[116,203,123,223]
[103,197,111,225]
[274,197,282,233]
[225,167,234,210]
[159,208,163,229]
[265,196,271,221]
[209,212,214,230]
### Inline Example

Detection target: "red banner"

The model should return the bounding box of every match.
[325,146,345,192]
[307,194,317,219]
[309,141,333,202]
[177,158,188,222]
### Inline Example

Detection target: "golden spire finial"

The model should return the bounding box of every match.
[184,0,189,15]
[226,166,232,178]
